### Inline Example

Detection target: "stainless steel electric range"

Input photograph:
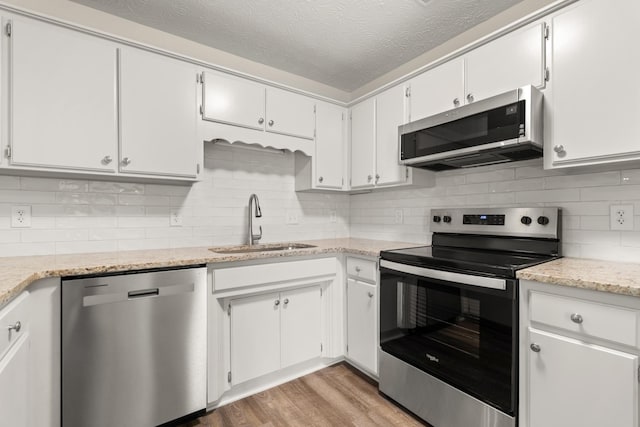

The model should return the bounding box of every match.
[378,207,561,427]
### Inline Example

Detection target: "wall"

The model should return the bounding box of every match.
[350,159,640,263]
[0,143,350,257]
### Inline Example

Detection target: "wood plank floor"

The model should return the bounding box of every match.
[180,363,430,427]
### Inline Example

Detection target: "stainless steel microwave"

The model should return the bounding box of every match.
[399,85,543,171]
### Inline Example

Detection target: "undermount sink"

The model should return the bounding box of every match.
[209,243,317,254]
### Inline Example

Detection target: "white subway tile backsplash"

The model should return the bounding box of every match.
[581,184,640,202]
[88,181,144,194]
[544,171,620,189]
[516,189,580,203]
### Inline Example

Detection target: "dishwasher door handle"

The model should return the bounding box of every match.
[128,288,159,299]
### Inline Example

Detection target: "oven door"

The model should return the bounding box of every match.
[379,260,517,416]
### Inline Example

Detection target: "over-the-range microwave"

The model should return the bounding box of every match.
[399,85,543,171]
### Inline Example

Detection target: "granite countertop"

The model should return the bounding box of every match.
[517,257,640,297]
[0,238,415,307]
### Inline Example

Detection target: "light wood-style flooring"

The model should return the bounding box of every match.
[181,363,430,427]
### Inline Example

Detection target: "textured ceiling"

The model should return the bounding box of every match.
[70,0,524,91]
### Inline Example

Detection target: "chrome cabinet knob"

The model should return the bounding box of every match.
[318,176,324,183]
[274,299,280,306]
[453,98,460,107]
[367,175,372,182]
[367,292,374,298]
[570,313,583,324]
[554,145,565,154]
[355,266,361,272]
[122,157,131,166]
[284,298,289,305]
[7,321,21,332]
[466,93,474,103]
[102,155,112,165]
[258,117,265,125]
[268,120,274,127]
[530,343,541,353]
[375,173,380,183]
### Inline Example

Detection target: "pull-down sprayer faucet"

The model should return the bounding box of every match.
[248,194,262,245]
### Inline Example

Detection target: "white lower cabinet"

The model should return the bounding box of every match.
[520,280,640,427]
[346,279,376,374]
[280,286,322,368]
[527,328,637,427]
[345,256,378,376]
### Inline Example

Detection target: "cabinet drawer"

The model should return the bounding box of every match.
[346,257,377,282]
[0,292,29,359]
[530,291,638,347]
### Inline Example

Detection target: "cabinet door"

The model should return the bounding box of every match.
[350,98,376,189]
[466,23,546,103]
[0,334,30,427]
[281,286,322,368]
[265,88,315,140]
[314,102,345,189]
[230,292,280,385]
[120,47,198,178]
[9,18,117,172]
[547,0,640,167]
[409,57,464,121]
[201,71,265,130]
[375,85,408,187]
[527,328,638,427]
[347,279,377,374]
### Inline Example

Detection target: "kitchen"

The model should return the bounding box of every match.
[0,0,639,426]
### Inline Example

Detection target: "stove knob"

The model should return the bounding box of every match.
[443,216,452,223]
[537,216,550,225]
[521,216,532,225]
[433,215,442,223]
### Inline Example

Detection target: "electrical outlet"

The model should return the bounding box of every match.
[11,205,31,228]
[169,209,183,227]
[329,210,337,223]
[286,211,299,225]
[610,204,634,231]
[394,209,404,224]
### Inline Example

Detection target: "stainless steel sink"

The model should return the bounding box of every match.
[209,243,317,254]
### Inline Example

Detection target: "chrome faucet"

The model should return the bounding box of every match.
[248,194,262,245]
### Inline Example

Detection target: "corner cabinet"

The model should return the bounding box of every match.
[544,0,640,169]
[119,47,199,179]
[6,17,118,173]
[519,280,640,427]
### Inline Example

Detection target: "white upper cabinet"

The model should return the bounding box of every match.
[375,84,408,187]
[409,57,465,122]
[313,102,345,190]
[265,88,315,140]
[546,0,640,168]
[466,22,547,103]
[119,47,198,178]
[8,17,118,172]
[350,98,376,189]
[201,71,265,131]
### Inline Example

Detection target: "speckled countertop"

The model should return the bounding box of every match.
[0,238,415,307]
[517,257,640,297]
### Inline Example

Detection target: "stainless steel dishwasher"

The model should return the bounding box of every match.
[62,266,207,427]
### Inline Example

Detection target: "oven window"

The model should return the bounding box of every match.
[400,100,525,160]
[380,271,516,415]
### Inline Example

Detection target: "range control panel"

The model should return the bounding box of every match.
[431,207,560,239]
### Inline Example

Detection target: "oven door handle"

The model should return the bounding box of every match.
[379,259,507,291]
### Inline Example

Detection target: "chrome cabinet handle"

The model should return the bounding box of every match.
[318,176,323,183]
[274,299,280,306]
[258,117,264,125]
[530,343,541,353]
[7,321,21,332]
[367,292,374,298]
[122,157,131,166]
[466,93,474,103]
[102,155,112,165]
[268,120,274,127]
[554,145,565,154]
[367,175,372,182]
[570,313,583,324]
[355,266,361,272]
[453,98,460,107]
[284,298,289,305]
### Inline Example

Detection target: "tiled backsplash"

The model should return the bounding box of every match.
[0,143,350,257]
[350,159,640,263]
